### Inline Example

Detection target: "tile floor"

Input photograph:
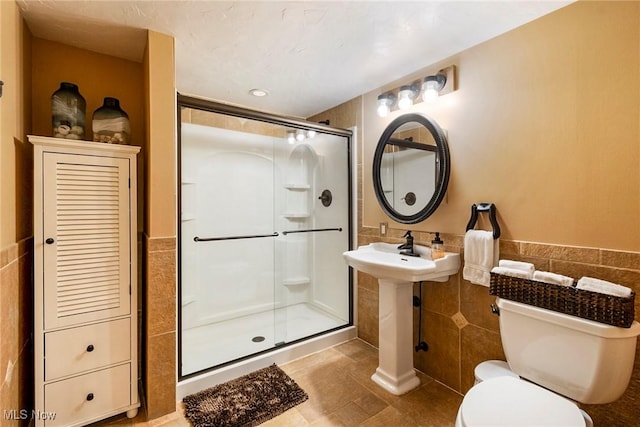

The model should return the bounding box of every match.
[94,338,463,426]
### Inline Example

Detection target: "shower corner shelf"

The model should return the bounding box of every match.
[182,180,196,185]
[283,277,311,287]
[182,295,196,306]
[283,212,310,219]
[181,214,195,222]
[284,183,311,190]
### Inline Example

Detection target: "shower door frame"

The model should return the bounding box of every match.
[177,94,354,381]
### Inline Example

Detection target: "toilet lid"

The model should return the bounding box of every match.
[460,377,585,426]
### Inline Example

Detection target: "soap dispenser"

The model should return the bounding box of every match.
[431,232,445,260]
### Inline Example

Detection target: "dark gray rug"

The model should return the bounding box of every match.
[183,364,308,426]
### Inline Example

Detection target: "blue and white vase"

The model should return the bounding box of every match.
[92,97,131,145]
[52,82,86,140]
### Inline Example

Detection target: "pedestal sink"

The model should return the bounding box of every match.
[343,242,460,395]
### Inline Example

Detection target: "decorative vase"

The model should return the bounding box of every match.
[51,82,86,140]
[92,97,131,145]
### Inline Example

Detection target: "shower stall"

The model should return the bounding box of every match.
[178,96,353,381]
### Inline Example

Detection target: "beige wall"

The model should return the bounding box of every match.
[144,30,176,238]
[143,30,177,420]
[362,1,639,252]
[30,38,144,151]
[1,0,32,248]
[312,1,640,425]
[0,0,33,422]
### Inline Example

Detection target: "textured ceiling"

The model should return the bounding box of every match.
[18,1,573,118]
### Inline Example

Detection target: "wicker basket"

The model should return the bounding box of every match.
[489,272,635,328]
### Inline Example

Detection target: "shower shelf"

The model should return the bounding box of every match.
[181,215,195,221]
[284,183,310,190]
[181,180,196,185]
[182,295,196,306]
[283,212,310,219]
[283,277,311,286]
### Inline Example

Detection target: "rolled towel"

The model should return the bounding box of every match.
[576,277,632,298]
[491,266,533,280]
[498,259,535,276]
[463,230,499,287]
[533,271,575,287]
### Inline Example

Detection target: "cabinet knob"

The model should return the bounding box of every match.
[86,393,94,401]
[86,344,94,352]
[45,238,55,244]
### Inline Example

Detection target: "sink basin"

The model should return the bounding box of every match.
[343,241,461,395]
[343,242,460,282]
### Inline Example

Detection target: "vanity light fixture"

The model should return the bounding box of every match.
[375,65,456,115]
[295,129,305,141]
[376,93,396,117]
[397,84,419,110]
[422,73,447,103]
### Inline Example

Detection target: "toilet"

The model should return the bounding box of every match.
[456,297,640,426]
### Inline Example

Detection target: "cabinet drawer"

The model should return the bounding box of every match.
[44,363,130,427]
[45,318,130,380]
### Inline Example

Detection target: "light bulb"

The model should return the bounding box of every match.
[295,130,305,141]
[422,74,446,103]
[422,80,439,102]
[397,93,413,110]
[377,103,391,117]
[306,130,316,139]
[397,85,417,110]
[287,131,296,144]
[376,93,395,117]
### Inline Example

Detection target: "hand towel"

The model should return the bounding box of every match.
[463,230,499,287]
[576,277,632,298]
[533,271,575,287]
[491,266,533,280]
[498,260,535,276]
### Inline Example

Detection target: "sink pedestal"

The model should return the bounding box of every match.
[343,242,461,395]
[372,278,420,395]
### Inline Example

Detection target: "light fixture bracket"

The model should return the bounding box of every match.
[423,73,447,91]
[398,84,420,100]
[377,92,396,104]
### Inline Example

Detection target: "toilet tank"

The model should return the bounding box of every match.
[497,297,640,404]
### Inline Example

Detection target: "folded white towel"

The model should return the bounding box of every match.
[533,271,575,287]
[491,266,533,280]
[576,277,632,298]
[498,260,535,276]
[463,230,499,287]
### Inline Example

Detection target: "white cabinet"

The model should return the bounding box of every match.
[31,136,140,426]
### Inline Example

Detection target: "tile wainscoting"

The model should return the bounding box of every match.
[0,238,33,425]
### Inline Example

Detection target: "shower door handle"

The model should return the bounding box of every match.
[282,227,342,235]
[194,232,279,242]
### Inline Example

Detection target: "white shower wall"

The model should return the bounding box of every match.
[181,122,350,374]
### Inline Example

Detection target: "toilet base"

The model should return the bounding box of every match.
[371,367,420,395]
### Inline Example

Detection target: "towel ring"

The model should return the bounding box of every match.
[466,203,501,239]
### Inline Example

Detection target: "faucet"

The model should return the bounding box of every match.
[398,230,420,257]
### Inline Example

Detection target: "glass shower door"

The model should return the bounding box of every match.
[179,101,352,379]
[273,132,350,346]
[180,121,278,376]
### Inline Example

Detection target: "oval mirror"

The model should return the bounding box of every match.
[372,113,450,224]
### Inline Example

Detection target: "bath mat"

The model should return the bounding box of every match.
[182,364,308,426]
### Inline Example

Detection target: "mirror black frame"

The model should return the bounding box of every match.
[372,113,450,224]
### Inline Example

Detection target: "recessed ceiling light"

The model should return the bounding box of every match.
[249,88,269,97]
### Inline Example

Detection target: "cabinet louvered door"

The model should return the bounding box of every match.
[42,153,131,329]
